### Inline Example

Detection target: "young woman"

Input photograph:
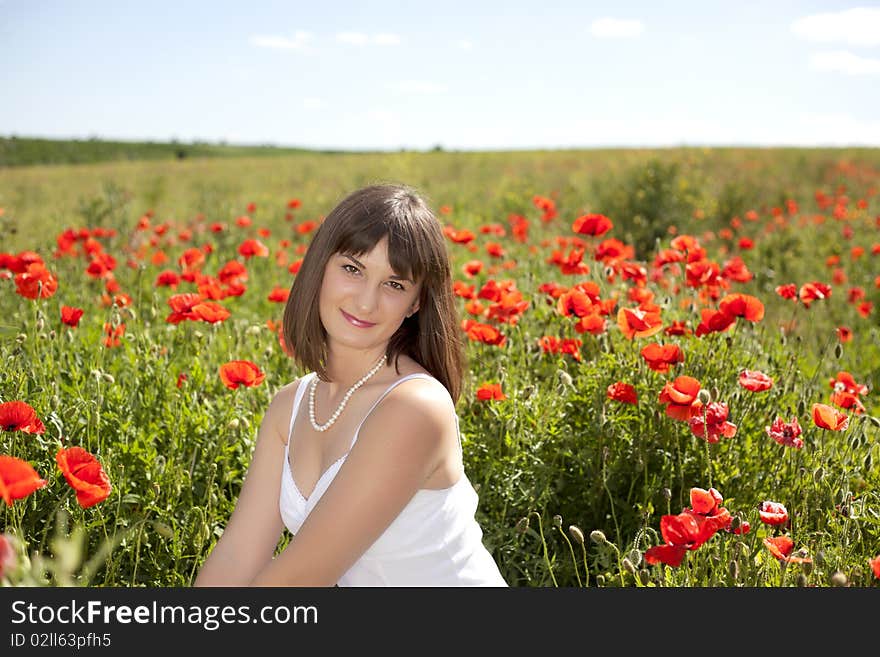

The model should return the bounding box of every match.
[195,183,507,586]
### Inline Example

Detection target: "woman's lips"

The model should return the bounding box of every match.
[341,309,375,327]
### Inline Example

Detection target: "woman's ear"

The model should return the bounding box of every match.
[408,300,419,317]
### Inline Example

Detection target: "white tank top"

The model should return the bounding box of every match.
[279,372,508,586]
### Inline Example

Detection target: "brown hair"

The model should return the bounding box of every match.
[282,183,465,402]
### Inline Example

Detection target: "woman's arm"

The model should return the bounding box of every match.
[248,378,451,586]
[193,381,298,586]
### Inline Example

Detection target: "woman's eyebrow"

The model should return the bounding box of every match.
[344,254,413,283]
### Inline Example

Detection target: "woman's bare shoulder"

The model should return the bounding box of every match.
[264,374,309,445]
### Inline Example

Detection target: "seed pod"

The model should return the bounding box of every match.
[627,548,643,567]
[830,571,847,587]
[590,530,608,545]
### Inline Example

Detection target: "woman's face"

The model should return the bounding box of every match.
[318,236,420,355]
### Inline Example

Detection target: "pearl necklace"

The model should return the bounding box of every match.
[309,354,387,432]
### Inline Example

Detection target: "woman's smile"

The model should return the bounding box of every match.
[340,309,376,328]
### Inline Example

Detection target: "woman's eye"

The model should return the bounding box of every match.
[342,264,359,274]
[388,282,405,291]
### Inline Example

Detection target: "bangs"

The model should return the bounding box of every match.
[333,213,434,285]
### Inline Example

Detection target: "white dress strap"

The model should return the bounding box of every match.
[348,373,462,455]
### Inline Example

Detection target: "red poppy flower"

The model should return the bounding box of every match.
[14,263,58,300]
[812,403,849,431]
[775,284,798,300]
[765,416,804,449]
[798,282,832,308]
[688,402,737,443]
[694,308,736,337]
[718,293,764,322]
[640,343,684,373]
[56,447,112,508]
[0,401,46,434]
[60,305,84,328]
[739,370,773,392]
[102,322,125,348]
[607,382,638,405]
[476,383,506,401]
[763,536,811,564]
[837,326,852,343]
[0,456,47,506]
[219,360,266,389]
[870,555,880,580]
[758,501,789,526]
[461,320,506,347]
[617,307,663,339]
[238,239,269,258]
[190,302,231,324]
[572,213,613,237]
[658,376,701,420]
[690,487,723,515]
[178,247,205,272]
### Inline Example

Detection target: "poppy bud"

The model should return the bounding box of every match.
[595,574,605,586]
[515,517,529,534]
[834,342,843,359]
[552,514,562,529]
[796,574,808,587]
[227,418,240,430]
[15,333,26,343]
[557,370,573,387]
[590,530,608,545]
[864,452,873,472]
[830,571,848,587]
[153,521,174,539]
[697,389,712,405]
[627,548,642,567]
[797,399,806,416]
[812,466,824,483]
[568,525,584,545]
[49,330,56,340]
[802,560,813,576]
[36,316,45,332]
[731,515,742,531]
[734,542,750,558]
[728,560,739,580]
[662,487,672,501]
[521,385,535,400]
[246,325,262,336]
[639,569,650,585]
[103,373,115,384]
[815,550,825,566]
[622,557,636,576]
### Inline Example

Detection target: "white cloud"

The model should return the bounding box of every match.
[590,18,644,39]
[336,32,401,46]
[387,80,448,94]
[791,8,880,47]
[374,33,401,46]
[810,50,880,75]
[303,98,324,110]
[456,39,473,50]
[250,31,313,51]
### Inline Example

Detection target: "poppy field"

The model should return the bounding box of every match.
[1,146,879,587]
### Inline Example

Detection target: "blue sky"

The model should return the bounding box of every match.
[2,1,879,150]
